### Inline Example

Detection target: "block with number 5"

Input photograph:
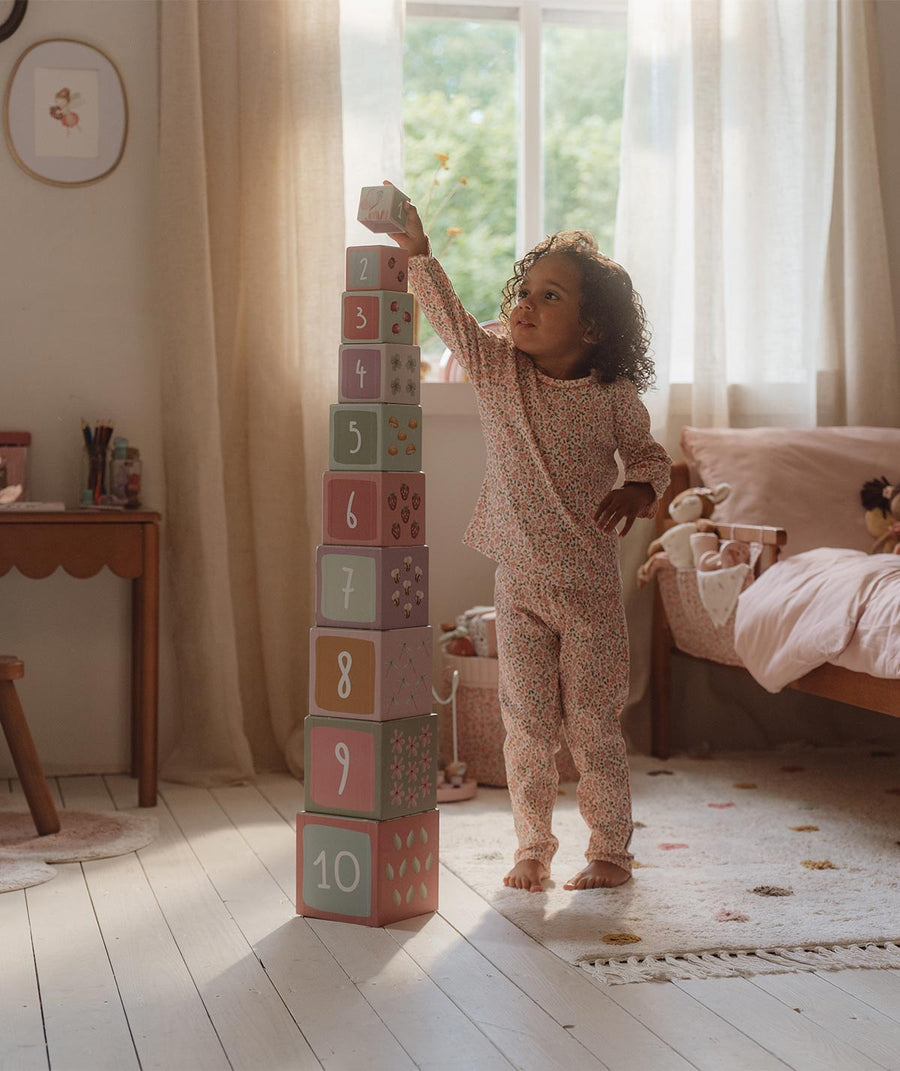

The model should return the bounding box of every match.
[346,245,409,292]
[297,808,439,926]
[304,712,437,821]
[342,290,414,345]
[309,624,433,721]
[323,471,425,547]
[315,545,428,629]
[329,403,422,472]
[339,344,420,404]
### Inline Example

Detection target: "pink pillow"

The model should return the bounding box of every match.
[680,426,900,557]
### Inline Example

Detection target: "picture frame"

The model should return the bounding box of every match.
[3,37,127,187]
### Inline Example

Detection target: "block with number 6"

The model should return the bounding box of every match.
[297,809,439,925]
[339,344,420,404]
[309,625,433,720]
[323,471,425,546]
[304,712,437,820]
[315,545,428,629]
[329,403,422,472]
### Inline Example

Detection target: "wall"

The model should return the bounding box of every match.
[1,1,899,779]
[0,0,170,776]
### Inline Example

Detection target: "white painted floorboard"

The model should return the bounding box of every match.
[2,772,899,1071]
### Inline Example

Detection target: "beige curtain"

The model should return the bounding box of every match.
[156,0,344,784]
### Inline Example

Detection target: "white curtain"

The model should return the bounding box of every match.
[615,0,900,449]
[157,0,345,785]
[614,0,900,751]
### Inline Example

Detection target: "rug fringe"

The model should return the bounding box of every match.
[581,942,900,985]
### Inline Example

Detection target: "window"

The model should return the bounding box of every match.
[403,1,627,371]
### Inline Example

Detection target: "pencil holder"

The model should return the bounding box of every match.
[80,444,108,506]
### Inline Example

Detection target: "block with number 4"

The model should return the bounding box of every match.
[297,808,439,926]
[316,545,428,629]
[342,290,414,345]
[330,403,422,472]
[339,344,420,404]
[323,471,425,546]
[346,246,409,292]
[304,712,437,820]
[309,625,432,721]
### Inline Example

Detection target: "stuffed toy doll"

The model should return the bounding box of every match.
[636,483,730,585]
[860,476,900,554]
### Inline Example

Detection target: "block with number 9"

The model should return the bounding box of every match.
[297,808,439,926]
[339,344,420,404]
[342,290,414,345]
[329,403,422,472]
[309,625,432,720]
[304,712,437,820]
[315,545,428,629]
[346,245,409,292]
[322,471,425,547]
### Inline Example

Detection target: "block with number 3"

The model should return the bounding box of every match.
[342,291,414,345]
[339,344,420,404]
[297,808,439,925]
[304,712,437,820]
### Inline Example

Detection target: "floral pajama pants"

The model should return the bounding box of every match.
[494,564,634,872]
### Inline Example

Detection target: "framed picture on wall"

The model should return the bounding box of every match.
[3,38,127,186]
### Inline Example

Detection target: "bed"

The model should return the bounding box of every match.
[647,425,900,759]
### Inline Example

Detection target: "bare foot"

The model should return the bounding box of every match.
[503,858,548,893]
[563,861,631,890]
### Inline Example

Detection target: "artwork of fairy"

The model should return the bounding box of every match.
[49,87,83,133]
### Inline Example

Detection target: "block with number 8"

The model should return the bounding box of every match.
[309,625,433,721]
[329,403,422,472]
[339,344,420,404]
[316,545,428,629]
[297,808,439,926]
[342,291,414,345]
[304,712,437,820]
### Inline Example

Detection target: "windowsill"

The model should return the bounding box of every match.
[421,380,477,417]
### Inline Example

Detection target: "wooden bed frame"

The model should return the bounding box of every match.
[649,461,900,759]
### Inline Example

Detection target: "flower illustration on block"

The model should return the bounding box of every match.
[407,735,419,755]
[419,726,432,747]
[390,784,405,805]
[419,776,433,797]
[391,729,404,754]
[406,761,418,781]
[407,789,419,808]
[390,758,404,780]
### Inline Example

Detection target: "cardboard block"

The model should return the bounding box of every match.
[315,545,428,629]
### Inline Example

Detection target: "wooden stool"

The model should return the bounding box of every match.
[0,656,61,835]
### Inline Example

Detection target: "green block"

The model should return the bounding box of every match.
[329,403,423,471]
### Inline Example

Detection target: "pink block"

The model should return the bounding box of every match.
[342,291,414,345]
[339,344,420,404]
[297,809,439,926]
[346,246,409,292]
[309,625,433,720]
[323,471,425,546]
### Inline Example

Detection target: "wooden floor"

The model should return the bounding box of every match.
[3,773,900,1071]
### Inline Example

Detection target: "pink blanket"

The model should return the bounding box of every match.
[733,548,900,691]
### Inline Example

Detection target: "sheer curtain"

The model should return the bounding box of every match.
[157,0,344,785]
[614,0,900,750]
[615,0,900,449]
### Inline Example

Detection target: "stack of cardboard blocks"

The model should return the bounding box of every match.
[297,184,440,926]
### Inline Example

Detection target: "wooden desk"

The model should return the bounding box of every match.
[0,510,160,806]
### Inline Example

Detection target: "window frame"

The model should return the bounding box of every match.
[404,0,627,257]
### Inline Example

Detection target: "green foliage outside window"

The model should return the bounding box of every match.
[403,16,626,364]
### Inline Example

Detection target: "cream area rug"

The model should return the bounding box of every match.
[439,747,900,984]
[0,805,157,894]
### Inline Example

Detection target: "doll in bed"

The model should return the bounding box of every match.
[861,476,900,554]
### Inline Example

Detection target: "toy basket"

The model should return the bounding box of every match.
[655,560,752,666]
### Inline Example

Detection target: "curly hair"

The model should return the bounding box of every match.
[499,231,655,392]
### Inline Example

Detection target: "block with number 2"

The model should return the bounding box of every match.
[304,712,437,820]
[297,808,439,925]
[346,246,409,292]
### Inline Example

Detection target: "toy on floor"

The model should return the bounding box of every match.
[433,668,478,802]
[860,476,900,554]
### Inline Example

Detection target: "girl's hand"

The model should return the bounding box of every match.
[594,482,655,537]
[383,180,430,258]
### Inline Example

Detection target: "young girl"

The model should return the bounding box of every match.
[391,200,671,893]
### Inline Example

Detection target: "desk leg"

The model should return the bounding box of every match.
[133,521,160,806]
